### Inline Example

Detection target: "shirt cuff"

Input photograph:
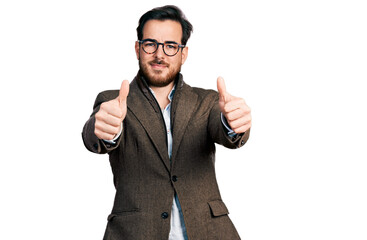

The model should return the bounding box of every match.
[221,113,237,138]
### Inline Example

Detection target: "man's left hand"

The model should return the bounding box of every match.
[217,77,252,134]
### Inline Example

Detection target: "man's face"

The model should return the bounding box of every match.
[135,20,188,87]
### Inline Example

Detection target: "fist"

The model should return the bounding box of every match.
[217,77,251,134]
[94,80,130,140]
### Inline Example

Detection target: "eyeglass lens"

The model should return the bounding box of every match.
[142,40,179,56]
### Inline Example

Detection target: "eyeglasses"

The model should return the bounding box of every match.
[138,38,185,57]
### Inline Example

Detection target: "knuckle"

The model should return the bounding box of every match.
[111,116,122,126]
[230,121,238,129]
[95,110,107,120]
[116,119,123,127]
[94,121,101,129]
[94,129,101,138]
[223,105,230,113]
[104,135,113,141]
[95,111,102,119]
[100,102,108,109]
[110,125,118,134]
[244,117,251,124]
[226,113,233,121]
[242,107,250,115]
[233,127,242,134]
[116,109,123,118]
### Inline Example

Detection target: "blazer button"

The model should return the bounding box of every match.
[161,212,169,219]
[172,175,178,182]
[241,140,245,146]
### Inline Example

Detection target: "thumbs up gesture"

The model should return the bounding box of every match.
[217,77,252,134]
[94,80,130,140]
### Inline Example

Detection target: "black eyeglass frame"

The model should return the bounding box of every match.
[138,38,186,57]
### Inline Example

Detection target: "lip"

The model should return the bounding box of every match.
[150,63,167,69]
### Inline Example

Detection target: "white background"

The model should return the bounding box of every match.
[1,0,366,239]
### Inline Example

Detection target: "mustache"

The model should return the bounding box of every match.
[150,59,169,66]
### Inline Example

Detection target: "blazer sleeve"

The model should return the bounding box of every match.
[208,94,250,149]
[82,90,122,154]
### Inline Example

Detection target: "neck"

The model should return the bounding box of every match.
[150,81,175,110]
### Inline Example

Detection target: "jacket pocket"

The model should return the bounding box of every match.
[107,208,140,221]
[103,209,143,240]
[208,200,229,217]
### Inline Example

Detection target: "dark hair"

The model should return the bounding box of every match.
[137,5,193,45]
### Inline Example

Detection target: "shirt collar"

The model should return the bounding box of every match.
[168,85,176,102]
[149,84,176,103]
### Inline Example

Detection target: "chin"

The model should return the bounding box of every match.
[147,75,174,87]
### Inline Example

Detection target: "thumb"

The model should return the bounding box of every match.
[118,80,130,106]
[217,76,227,102]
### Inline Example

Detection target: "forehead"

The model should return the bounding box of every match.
[142,20,183,43]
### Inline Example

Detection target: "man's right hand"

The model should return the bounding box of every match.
[94,80,130,140]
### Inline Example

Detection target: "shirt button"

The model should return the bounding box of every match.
[161,212,169,219]
[172,175,178,182]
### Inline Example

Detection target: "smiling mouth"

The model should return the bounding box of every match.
[150,60,168,69]
[151,63,166,68]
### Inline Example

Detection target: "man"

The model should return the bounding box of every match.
[82,5,251,240]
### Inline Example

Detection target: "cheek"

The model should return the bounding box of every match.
[139,54,151,63]
[170,56,183,66]
[173,60,183,69]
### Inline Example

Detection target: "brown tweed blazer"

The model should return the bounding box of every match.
[82,72,250,240]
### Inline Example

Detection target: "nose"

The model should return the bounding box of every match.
[154,43,165,58]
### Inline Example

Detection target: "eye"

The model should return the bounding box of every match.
[144,42,156,47]
[166,44,178,50]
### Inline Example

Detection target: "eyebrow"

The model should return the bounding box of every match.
[144,38,179,44]
[165,40,179,44]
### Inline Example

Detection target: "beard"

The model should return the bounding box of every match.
[139,58,181,87]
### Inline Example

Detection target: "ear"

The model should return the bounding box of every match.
[181,46,188,65]
[135,41,140,60]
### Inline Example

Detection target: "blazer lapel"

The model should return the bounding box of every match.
[170,81,198,165]
[127,79,171,172]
